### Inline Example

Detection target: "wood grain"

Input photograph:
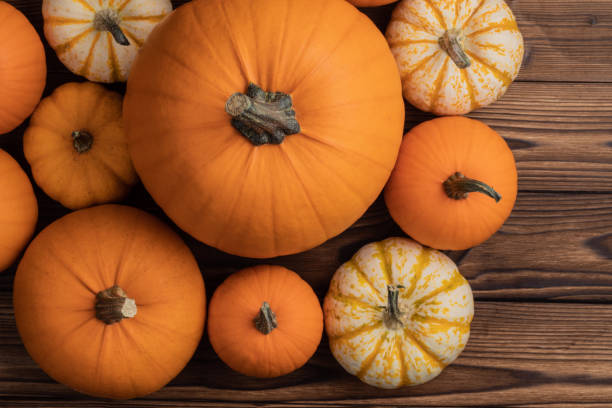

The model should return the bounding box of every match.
[3,302,612,407]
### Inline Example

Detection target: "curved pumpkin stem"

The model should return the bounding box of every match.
[93,9,130,46]
[439,28,471,69]
[443,172,502,202]
[383,285,405,330]
[225,83,300,146]
[72,130,93,153]
[254,301,278,335]
[95,285,137,325]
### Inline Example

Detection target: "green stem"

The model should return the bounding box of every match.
[439,28,471,69]
[72,130,93,153]
[93,9,130,46]
[225,83,300,146]
[383,285,405,330]
[254,301,278,334]
[443,172,501,202]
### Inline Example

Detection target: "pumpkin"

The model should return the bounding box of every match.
[0,1,46,134]
[43,0,172,83]
[13,205,206,399]
[386,0,524,115]
[323,237,473,388]
[0,150,38,272]
[24,82,138,210]
[124,0,404,258]
[208,265,323,378]
[385,116,517,250]
[349,0,398,7]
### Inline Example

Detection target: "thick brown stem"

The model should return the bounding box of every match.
[225,83,300,146]
[254,301,277,335]
[72,130,93,153]
[443,172,501,202]
[95,285,137,325]
[383,285,405,330]
[93,9,130,46]
[439,28,471,69]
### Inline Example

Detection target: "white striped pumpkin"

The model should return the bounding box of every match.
[386,0,524,115]
[43,0,172,83]
[323,237,473,388]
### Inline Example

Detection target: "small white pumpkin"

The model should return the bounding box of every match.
[43,0,172,83]
[323,237,474,388]
[386,0,524,115]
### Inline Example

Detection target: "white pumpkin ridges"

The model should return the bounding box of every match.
[324,237,474,388]
[43,0,172,83]
[386,0,524,114]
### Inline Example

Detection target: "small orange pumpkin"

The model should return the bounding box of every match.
[14,205,206,399]
[348,0,397,7]
[124,0,404,258]
[0,150,38,271]
[0,1,46,134]
[385,116,517,250]
[207,265,323,378]
[24,82,138,210]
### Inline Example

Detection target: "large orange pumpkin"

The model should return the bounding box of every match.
[24,82,138,209]
[0,1,46,134]
[385,116,517,250]
[208,265,323,378]
[124,0,405,258]
[0,150,37,271]
[13,205,206,399]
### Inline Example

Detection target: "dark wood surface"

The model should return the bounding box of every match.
[1,0,611,406]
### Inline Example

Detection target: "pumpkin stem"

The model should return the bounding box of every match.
[384,285,405,330]
[72,130,93,153]
[443,172,502,202]
[254,301,278,335]
[439,28,471,69]
[95,285,137,325]
[225,83,300,146]
[93,9,130,46]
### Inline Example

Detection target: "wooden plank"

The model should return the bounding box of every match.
[461,192,612,300]
[2,302,612,406]
[1,190,610,302]
[5,0,612,84]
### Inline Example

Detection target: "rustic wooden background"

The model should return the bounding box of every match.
[1,0,612,406]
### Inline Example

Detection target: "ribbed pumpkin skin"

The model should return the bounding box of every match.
[43,0,172,83]
[0,1,46,134]
[324,237,474,388]
[0,150,38,271]
[208,265,323,378]
[349,0,397,7]
[385,116,517,250]
[124,0,405,258]
[13,205,206,399]
[386,0,523,115]
[24,82,138,210]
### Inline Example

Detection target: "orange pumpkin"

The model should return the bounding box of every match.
[13,205,206,399]
[0,150,37,271]
[385,116,517,250]
[208,265,323,378]
[24,82,138,210]
[349,0,397,7]
[124,0,404,258]
[0,1,46,134]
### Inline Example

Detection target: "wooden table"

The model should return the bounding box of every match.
[1,0,612,406]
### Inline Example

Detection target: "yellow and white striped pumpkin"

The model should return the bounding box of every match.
[323,237,473,388]
[386,0,524,115]
[43,0,172,83]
